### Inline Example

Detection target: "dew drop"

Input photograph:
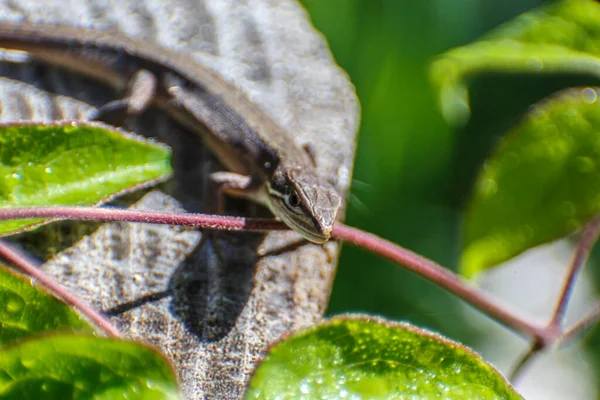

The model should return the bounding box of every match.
[20,357,37,369]
[525,57,544,71]
[299,380,312,394]
[44,167,52,174]
[480,179,498,196]
[581,87,598,104]
[5,297,24,314]
[73,380,90,391]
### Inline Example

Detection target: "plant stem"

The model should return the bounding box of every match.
[331,223,548,341]
[508,341,543,383]
[507,216,600,381]
[560,301,600,347]
[0,239,121,337]
[0,206,285,232]
[550,216,600,328]
[0,206,558,342]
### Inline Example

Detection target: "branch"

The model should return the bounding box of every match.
[507,216,600,381]
[0,240,120,337]
[550,216,600,328]
[332,223,548,341]
[0,206,559,342]
[559,301,600,347]
[0,206,286,232]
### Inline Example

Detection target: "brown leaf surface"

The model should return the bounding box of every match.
[0,0,359,398]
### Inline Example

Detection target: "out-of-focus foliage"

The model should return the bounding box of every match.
[432,0,600,127]
[429,0,600,275]
[302,0,600,394]
[463,87,600,276]
[301,0,545,343]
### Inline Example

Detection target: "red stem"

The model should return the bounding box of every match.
[550,216,600,328]
[0,206,286,232]
[560,301,600,347]
[0,240,120,337]
[0,206,550,341]
[332,223,549,341]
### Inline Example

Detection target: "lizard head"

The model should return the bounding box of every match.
[266,166,341,243]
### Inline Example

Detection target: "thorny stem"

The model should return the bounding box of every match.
[0,239,120,337]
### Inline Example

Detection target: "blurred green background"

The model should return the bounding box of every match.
[301,0,544,341]
[299,2,600,396]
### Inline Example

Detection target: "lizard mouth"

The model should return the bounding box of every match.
[267,201,332,244]
[279,210,333,244]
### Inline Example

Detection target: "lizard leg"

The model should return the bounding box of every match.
[89,69,157,126]
[194,171,261,259]
[208,171,262,214]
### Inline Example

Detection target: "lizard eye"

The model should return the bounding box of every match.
[284,191,303,213]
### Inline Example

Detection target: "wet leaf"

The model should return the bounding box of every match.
[246,315,521,400]
[0,122,171,235]
[430,0,600,125]
[0,333,180,399]
[0,265,92,345]
[462,88,600,276]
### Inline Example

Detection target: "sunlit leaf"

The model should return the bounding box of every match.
[0,333,180,399]
[0,265,92,345]
[246,316,521,400]
[430,0,600,125]
[462,88,600,276]
[0,122,171,235]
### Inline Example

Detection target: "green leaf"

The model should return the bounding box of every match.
[0,122,171,235]
[0,265,92,345]
[430,0,600,125]
[462,88,600,276]
[0,333,180,400]
[246,316,521,400]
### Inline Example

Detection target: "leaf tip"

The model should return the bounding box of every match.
[430,58,472,126]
